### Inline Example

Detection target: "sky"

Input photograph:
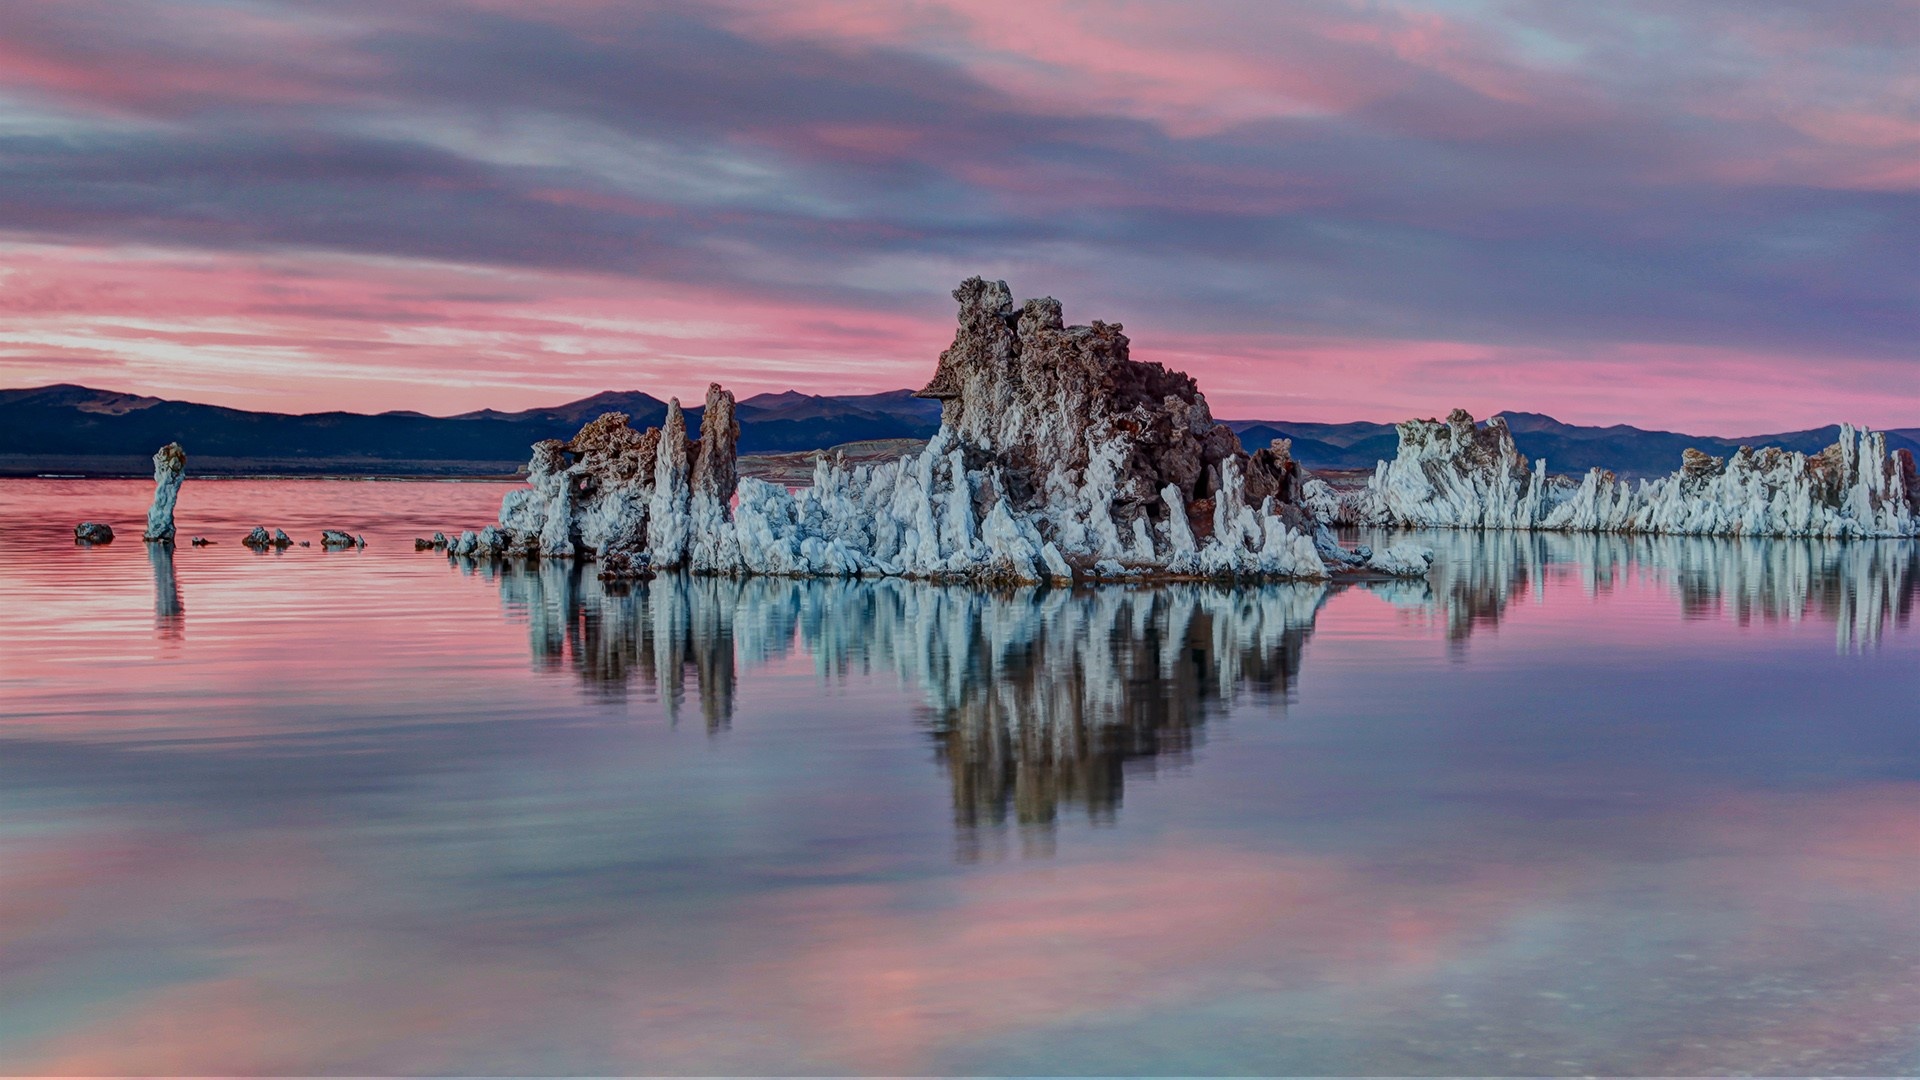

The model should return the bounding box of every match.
[0,0,1916,432]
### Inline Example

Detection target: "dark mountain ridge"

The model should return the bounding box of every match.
[0,384,943,476]
[2,383,1912,478]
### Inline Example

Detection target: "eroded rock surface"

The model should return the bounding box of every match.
[1317,411,1920,538]
[144,442,186,543]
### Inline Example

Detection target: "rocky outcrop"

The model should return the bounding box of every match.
[143,442,185,542]
[320,530,365,547]
[912,278,1300,541]
[1317,411,1919,538]
[1317,410,1550,529]
[74,522,114,544]
[488,386,727,563]
[470,279,1422,582]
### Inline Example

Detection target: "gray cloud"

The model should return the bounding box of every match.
[0,0,1915,365]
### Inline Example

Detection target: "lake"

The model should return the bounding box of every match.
[1,478,1917,1074]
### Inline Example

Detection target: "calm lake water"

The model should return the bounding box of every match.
[2,477,1918,1075]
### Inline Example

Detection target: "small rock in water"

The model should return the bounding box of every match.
[320,530,358,547]
[299,540,311,547]
[243,526,272,548]
[191,536,213,546]
[74,522,114,544]
[273,529,293,548]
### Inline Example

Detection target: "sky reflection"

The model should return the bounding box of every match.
[1,479,1918,1073]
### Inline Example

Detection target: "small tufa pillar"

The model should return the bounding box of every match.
[144,442,186,543]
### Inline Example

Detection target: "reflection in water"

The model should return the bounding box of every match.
[1411,532,1919,652]
[147,541,183,640]
[891,584,1324,859]
[467,534,1918,847]
[474,559,1331,849]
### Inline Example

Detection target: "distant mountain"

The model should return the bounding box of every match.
[1228,422,1400,471]
[1,383,1911,478]
[0,384,941,476]
[1230,412,1920,477]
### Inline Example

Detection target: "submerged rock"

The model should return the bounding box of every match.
[1318,411,1920,538]
[242,526,296,549]
[143,442,186,543]
[320,530,364,548]
[191,536,213,546]
[74,522,114,544]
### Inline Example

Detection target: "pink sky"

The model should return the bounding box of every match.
[0,1,1917,431]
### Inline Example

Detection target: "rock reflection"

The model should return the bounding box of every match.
[147,541,183,640]
[471,559,1332,847]
[486,559,738,727]
[1411,532,1919,651]
[464,534,1916,848]
[871,584,1327,859]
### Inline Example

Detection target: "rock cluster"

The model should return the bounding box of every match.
[468,279,1416,582]
[243,527,294,549]
[1315,410,1920,538]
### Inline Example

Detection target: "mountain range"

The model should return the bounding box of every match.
[0,384,942,476]
[2,383,1914,478]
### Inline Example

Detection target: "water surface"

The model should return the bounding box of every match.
[2,478,1918,1074]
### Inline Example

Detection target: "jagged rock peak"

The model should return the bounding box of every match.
[913,276,1292,539]
[691,383,739,502]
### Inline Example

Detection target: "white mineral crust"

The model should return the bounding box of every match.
[1323,411,1919,539]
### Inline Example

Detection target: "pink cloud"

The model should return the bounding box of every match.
[0,242,948,415]
[719,0,1570,136]
[0,4,381,116]
[2,241,1913,432]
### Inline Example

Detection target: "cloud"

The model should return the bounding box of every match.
[0,0,1914,426]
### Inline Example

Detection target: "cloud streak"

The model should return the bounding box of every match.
[0,0,1915,428]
